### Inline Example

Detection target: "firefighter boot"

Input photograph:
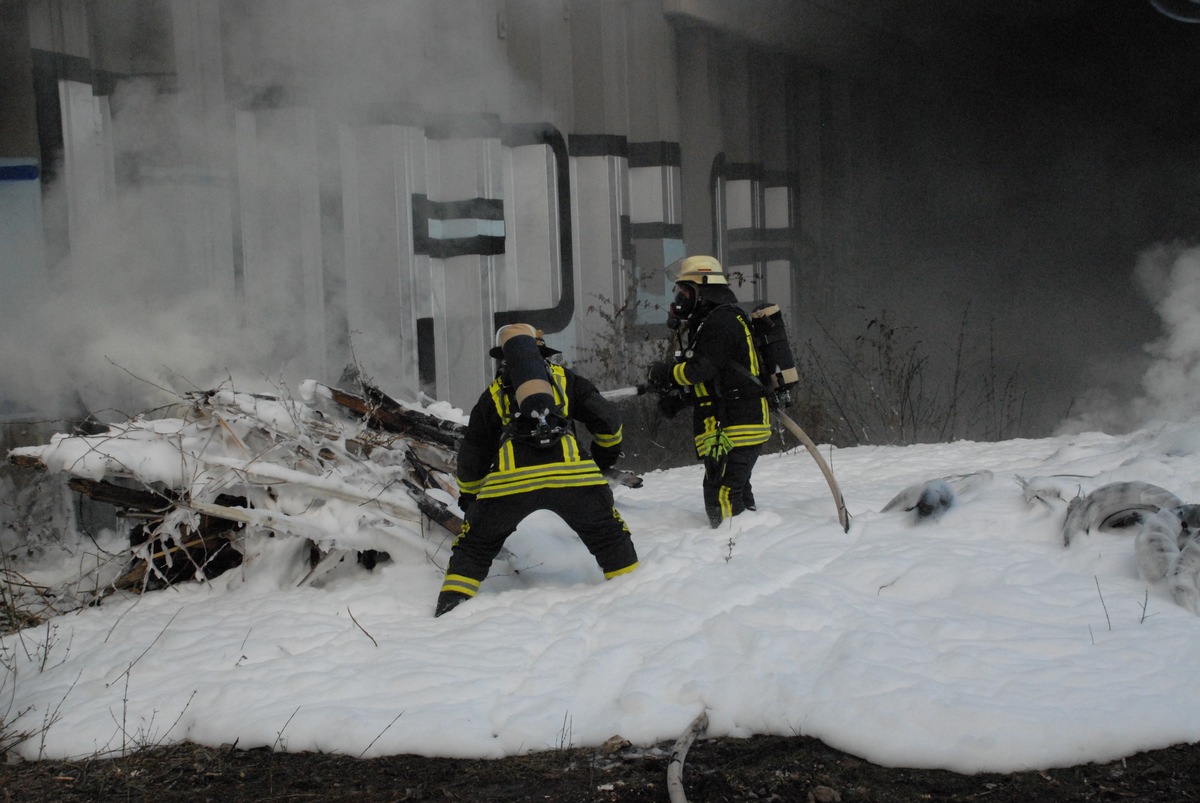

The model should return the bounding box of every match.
[435,590,470,617]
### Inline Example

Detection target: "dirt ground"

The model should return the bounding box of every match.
[4,733,1200,802]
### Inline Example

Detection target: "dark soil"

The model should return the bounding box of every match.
[4,734,1200,802]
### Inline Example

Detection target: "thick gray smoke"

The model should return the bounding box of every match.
[1,75,308,421]
[1,2,537,422]
[1131,243,1200,423]
[1061,242,1200,434]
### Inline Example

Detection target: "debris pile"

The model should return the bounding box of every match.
[7,380,469,602]
[1057,480,1200,614]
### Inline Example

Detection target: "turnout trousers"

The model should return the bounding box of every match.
[703,443,761,526]
[439,484,638,609]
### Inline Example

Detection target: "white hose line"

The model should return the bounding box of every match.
[666,710,709,803]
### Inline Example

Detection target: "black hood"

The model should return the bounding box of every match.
[697,283,739,308]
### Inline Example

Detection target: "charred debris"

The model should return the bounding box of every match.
[7,381,469,604]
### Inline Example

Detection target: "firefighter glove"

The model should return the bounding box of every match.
[591,443,621,472]
[657,390,689,419]
[646,361,675,393]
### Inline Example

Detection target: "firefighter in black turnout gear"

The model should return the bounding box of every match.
[646,256,772,528]
[435,324,639,617]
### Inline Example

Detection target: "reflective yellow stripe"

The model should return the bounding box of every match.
[441,574,481,597]
[480,476,607,496]
[604,561,638,579]
[489,381,512,419]
[561,430,578,462]
[740,316,761,375]
[499,439,515,471]
[469,364,615,498]
[591,425,622,448]
[694,416,722,456]
[724,422,771,446]
[717,486,732,519]
[697,429,769,453]
[550,366,571,416]
[478,462,608,498]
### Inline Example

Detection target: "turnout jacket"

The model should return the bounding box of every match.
[669,304,772,457]
[456,363,624,500]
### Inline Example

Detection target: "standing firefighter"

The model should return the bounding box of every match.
[646,256,772,528]
[435,324,639,617]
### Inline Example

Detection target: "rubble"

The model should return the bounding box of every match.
[5,379,469,604]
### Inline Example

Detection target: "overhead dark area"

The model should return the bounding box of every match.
[803,0,1200,434]
[1149,0,1200,23]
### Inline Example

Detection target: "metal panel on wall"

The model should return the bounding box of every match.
[339,123,424,397]
[235,107,327,382]
[58,79,114,245]
[341,121,568,412]
[712,155,797,306]
[502,142,559,313]
[421,134,504,410]
[0,158,48,415]
[628,141,683,326]
[568,134,628,361]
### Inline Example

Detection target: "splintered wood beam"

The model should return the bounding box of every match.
[8,453,44,469]
[185,498,435,555]
[326,384,463,448]
[403,479,463,536]
[67,478,250,542]
[67,477,173,513]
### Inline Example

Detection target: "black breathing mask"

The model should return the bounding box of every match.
[667,282,698,330]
